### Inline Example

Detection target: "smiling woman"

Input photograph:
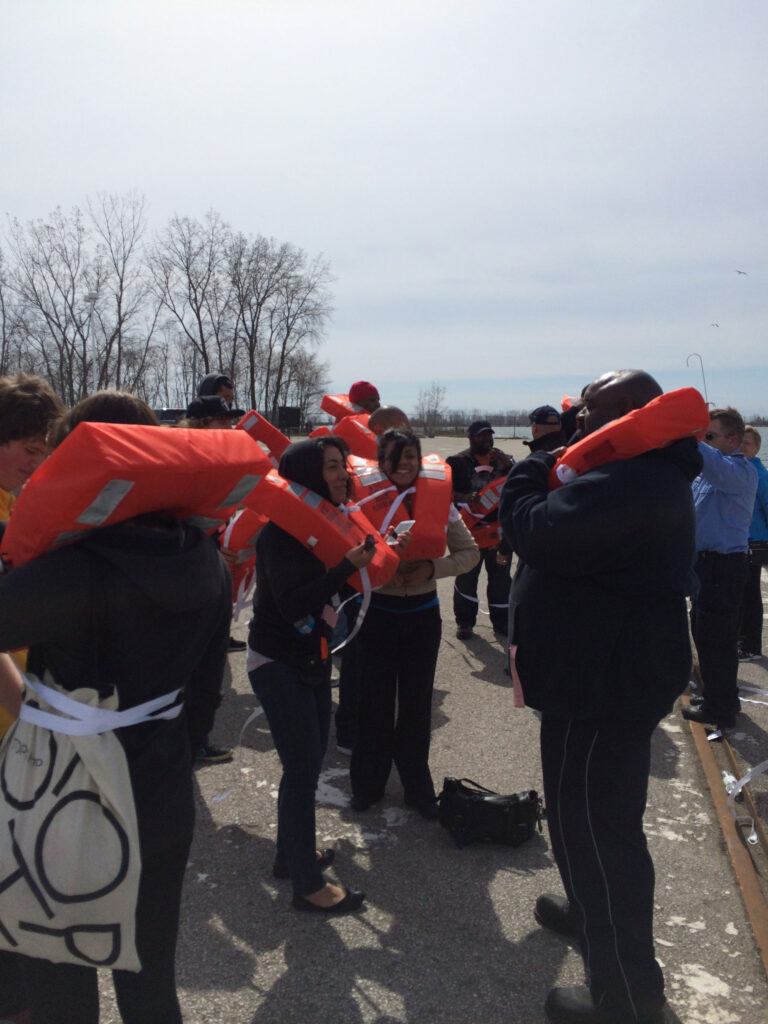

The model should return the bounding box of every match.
[349,428,480,819]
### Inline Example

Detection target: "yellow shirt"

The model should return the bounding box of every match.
[0,487,14,522]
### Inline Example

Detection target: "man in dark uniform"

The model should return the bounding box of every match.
[500,370,701,1024]
[523,404,566,454]
[447,420,513,640]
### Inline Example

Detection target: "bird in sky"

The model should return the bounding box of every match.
[736,269,748,275]
[710,323,720,327]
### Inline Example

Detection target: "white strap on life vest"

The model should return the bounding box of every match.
[379,487,415,534]
[232,572,255,622]
[332,566,372,654]
[19,676,183,736]
[329,498,375,652]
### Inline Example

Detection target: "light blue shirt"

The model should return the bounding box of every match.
[692,443,757,553]
[747,456,768,543]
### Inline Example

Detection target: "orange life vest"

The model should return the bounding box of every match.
[309,414,377,460]
[237,410,291,466]
[219,505,268,607]
[549,387,709,489]
[458,475,506,549]
[320,393,365,420]
[1,423,272,570]
[242,470,398,592]
[349,454,452,559]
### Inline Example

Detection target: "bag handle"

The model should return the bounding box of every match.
[458,778,498,795]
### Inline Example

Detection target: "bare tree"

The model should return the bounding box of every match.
[4,195,158,402]
[3,195,336,414]
[261,253,334,421]
[86,191,161,393]
[228,233,300,412]
[415,382,447,433]
[148,211,236,390]
[281,348,331,421]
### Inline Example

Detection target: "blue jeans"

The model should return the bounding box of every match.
[249,661,331,897]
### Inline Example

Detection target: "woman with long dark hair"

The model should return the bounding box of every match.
[247,437,375,913]
[350,428,479,818]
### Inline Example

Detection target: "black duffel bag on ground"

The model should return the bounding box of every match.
[438,777,543,848]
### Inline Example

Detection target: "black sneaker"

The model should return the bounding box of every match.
[534,893,580,938]
[456,626,474,641]
[544,986,666,1023]
[228,636,247,652]
[195,744,233,766]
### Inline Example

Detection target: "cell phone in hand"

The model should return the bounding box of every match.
[387,520,415,544]
[363,533,376,551]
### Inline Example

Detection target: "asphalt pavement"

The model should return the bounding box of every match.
[97,436,768,1023]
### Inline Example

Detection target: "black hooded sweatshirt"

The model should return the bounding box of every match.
[248,440,356,680]
[0,520,232,853]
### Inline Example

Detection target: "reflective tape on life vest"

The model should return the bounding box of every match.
[237,410,291,466]
[320,393,364,420]
[1,424,273,569]
[242,470,398,592]
[549,387,709,490]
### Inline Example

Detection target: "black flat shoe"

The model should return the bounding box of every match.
[534,893,580,938]
[292,888,365,915]
[272,848,334,879]
[545,986,666,1023]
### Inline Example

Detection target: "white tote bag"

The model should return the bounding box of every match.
[0,673,181,971]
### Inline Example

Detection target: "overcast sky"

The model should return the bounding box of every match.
[2,0,766,414]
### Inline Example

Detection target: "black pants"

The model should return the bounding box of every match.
[738,560,765,655]
[18,843,190,1024]
[0,948,27,1015]
[541,715,664,1018]
[691,552,747,716]
[351,599,441,804]
[453,546,510,633]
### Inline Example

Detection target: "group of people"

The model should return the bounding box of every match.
[0,368,765,1024]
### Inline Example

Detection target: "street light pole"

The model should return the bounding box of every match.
[686,352,710,406]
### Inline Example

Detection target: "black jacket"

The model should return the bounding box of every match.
[523,430,566,454]
[499,439,702,725]
[0,521,232,853]
[249,522,355,680]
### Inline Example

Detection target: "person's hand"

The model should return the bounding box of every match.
[469,490,481,504]
[385,526,412,553]
[549,446,568,460]
[346,540,376,569]
[496,549,508,566]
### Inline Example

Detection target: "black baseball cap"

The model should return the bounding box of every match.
[467,419,494,436]
[529,405,561,426]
